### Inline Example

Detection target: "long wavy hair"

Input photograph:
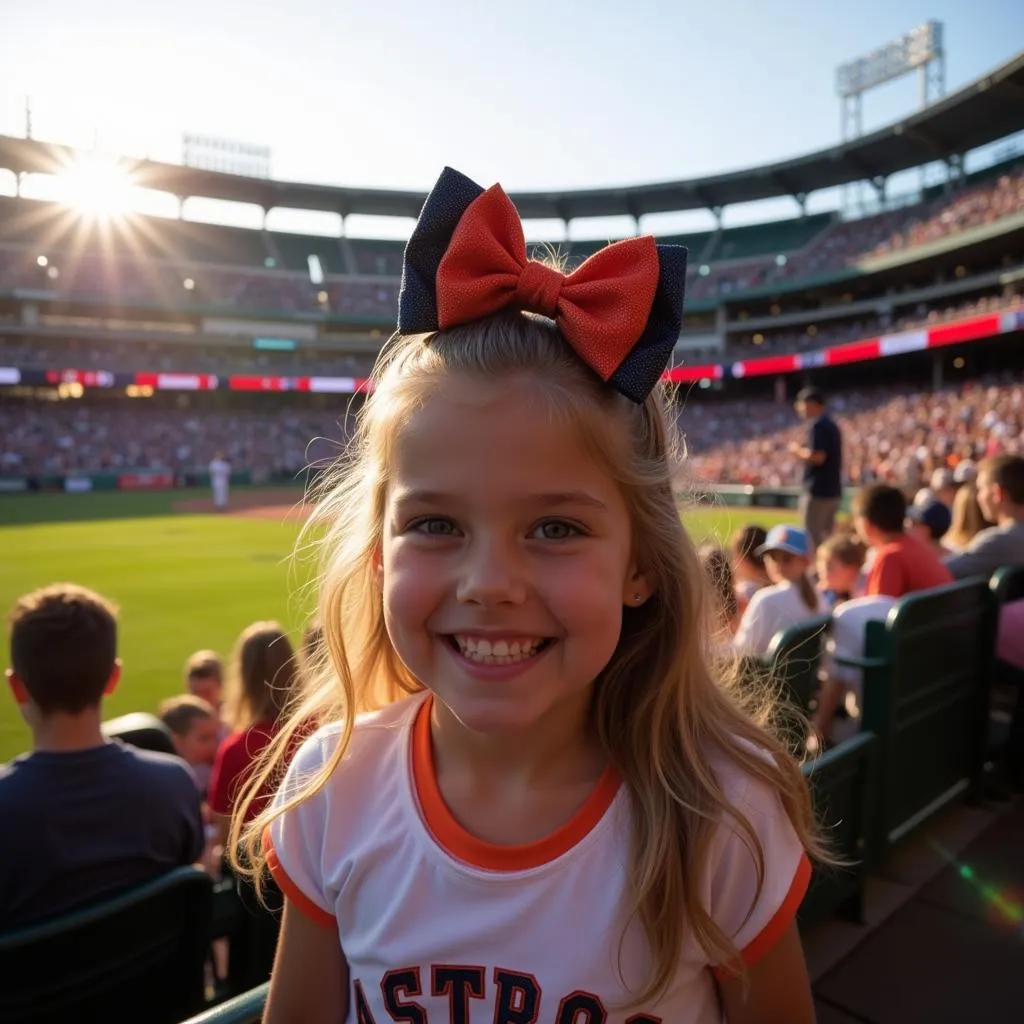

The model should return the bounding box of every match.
[231,311,827,1003]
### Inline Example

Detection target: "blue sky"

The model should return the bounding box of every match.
[0,0,1020,238]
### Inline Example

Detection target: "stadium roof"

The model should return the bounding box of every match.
[2,52,1023,221]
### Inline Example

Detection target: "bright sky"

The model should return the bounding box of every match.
[0,0,1021,239]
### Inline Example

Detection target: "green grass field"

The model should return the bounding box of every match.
[0,489,796,761]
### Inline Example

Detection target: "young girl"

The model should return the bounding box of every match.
[730,524,771,613]
[233,168,823,1023]
[208,621,299,841]
[733,525,826,656]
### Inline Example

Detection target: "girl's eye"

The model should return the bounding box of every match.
[531,520,581,541]
[411,518,458,536]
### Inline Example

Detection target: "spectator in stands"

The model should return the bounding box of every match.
[185,649,224,712]
[927,468,959,510]
[733,526,825,655]
[945,480,991,553]
[812,536,897,747]
[208,621,299,841]
[905,499,953,560]
[946,455,1024,579]
[789,387,843,550]
[854,484,953,599]
[1,584,203,928]
[698,544,741,645]
[159,694,221,797]
[729,524,771,613]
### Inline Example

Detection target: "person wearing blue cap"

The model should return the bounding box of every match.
[733,525,825,655]
[905,499,953,559]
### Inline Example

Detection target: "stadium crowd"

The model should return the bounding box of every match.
[3,375,1022,484]
[726,287,1024,356]
[0,335,377,379]
[683,375,1024,489]
[0,405,348,477]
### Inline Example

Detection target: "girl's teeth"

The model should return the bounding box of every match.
[455,636,543,664]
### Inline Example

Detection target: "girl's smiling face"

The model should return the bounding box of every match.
[380,373,644,737]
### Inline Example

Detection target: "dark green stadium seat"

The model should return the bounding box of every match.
[988,565,1024,786]
[834,579,995,864]
[101,710,177,755]
[741,614,832,757]
[0,866,213,1024]
[798,731,876,926]
[181,983,268,1024]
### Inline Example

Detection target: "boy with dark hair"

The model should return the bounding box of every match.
[854,484,953,598]
[946,454,1024,579]
[2,583,204,929]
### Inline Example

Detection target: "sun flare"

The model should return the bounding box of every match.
[57,155,136,219]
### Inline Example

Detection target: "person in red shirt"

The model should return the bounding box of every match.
[208,621,300,842]
[854,484,954,598]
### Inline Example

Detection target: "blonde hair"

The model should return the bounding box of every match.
[946,481,990,552]
[232,312,826,1002]
[816,532,867,569]
[224,621,298,731]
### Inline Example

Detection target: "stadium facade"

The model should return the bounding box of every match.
[0,52,1022,490]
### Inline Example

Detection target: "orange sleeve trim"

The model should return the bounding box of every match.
[261,825,336,930]
[712,852,812,981]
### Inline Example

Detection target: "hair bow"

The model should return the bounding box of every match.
[398,167,688,403]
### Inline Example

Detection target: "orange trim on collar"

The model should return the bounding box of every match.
[411,696,620,871]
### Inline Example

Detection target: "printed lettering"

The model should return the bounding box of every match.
[554,991,607,1023]
[432,965,486,1024]
[381,967,427,1024]
[624,1015,663,1024]
[354,979,379,1024]
[493,967,541,1024]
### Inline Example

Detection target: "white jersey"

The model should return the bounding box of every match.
[732,580,825,656]
[267,693,809,1023]
[209,459,231,486]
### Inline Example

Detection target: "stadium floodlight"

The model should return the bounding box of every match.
[836,21,945,140]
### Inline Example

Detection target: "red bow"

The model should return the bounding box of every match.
[436,185,660,382]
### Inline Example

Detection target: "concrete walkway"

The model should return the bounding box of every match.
[802,796,1023,1023]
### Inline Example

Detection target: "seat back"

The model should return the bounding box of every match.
[0,866,213,1024]
[181,983,268,1024]
[798,731,876,925]
[764,614,832,755]
[990,564,1024,606]
[861,578,993,856]
[101,711,177,755]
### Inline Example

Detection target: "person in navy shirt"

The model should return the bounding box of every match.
[1,584,203,929]
[789,386,843,551]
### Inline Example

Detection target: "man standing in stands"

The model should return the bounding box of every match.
[1,584,203,928]
[209,452,232,512]
[789,386,843,551]
[945,454,1024,578]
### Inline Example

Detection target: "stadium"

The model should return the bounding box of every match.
[1,30,1023,1024]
